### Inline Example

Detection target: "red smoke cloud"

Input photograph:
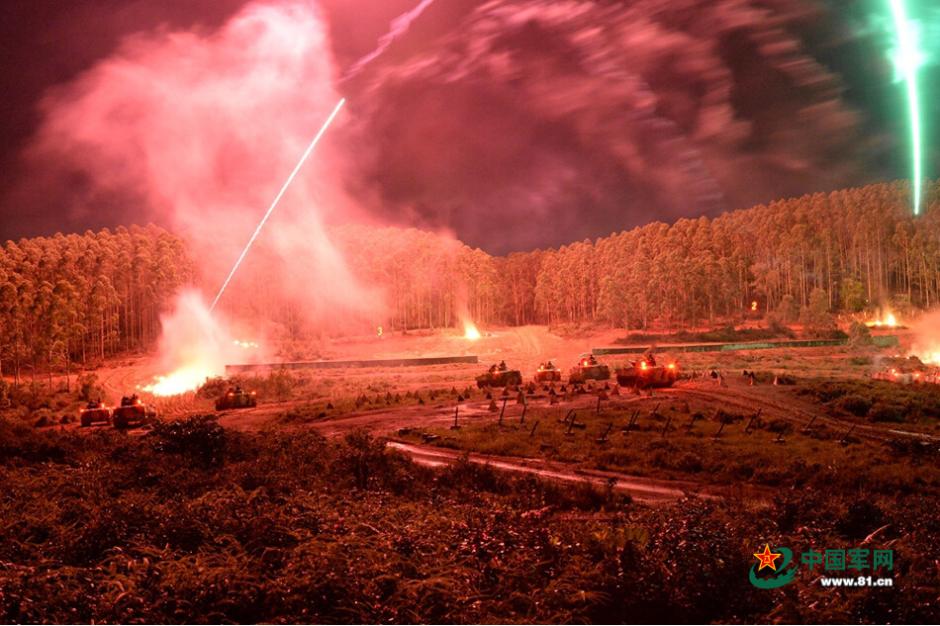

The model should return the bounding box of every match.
[28,0,381,331]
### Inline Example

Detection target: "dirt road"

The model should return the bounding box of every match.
[386,441,769,505]
[209,392,769,505]
[66,325,938,506]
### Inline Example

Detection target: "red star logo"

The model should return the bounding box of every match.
[753,544,782,571]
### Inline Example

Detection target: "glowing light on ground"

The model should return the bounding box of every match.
[141,290,257,397]
[463,321,482,341]
[867,310,900,328]
[142,365,213,397]
[887,0,926,215]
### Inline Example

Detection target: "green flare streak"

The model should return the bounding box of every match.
[888,0,924,215]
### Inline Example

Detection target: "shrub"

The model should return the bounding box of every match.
[277,403,325,424]
[196,376,229,399]
[0,416,937,623]
[675,453,704,473]
[837,500,885,540]
[767,418,791,434]
[32,410,54,428]
[838,394,872,417]
[0,379,9,408]
[77,373,104,403]
[0,419,72,464]
[800,288,836,337]
[331,430,402,490]
[148,415,227,466]
[613,324,792,346]
[799,380,849,403]
[268,369,298,402]
[869,402,905,423]
[765,313,791,337]
[841,278,866,312]
[777,293,798,323]
[848,320,873,347]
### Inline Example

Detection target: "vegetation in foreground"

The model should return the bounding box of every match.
[399,385,940,492]
[795,377,940,424]
[1,416,938,623]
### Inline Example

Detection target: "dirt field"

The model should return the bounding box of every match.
[49,324,937,504]
[7,324,940,623]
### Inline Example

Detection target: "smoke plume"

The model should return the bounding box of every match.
[909,309,940,365]
[21,0,393,390]
[142,289,268,396]
[26,0,382,336]
[353,0,888,252]
[342,0,438,81]
[13,0,936,257]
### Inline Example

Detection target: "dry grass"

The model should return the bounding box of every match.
[1,416,938,623]
[402,394,940,495]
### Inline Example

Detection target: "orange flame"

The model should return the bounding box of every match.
[866,310,899,328]
[463,320,481,341]
[142,365,212,397]
[140,291,266,398]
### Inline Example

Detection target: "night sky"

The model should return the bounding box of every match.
[0,0,936,253]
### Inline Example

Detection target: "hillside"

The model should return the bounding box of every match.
[2,181,938,373]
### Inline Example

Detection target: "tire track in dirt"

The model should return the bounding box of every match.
[212,391,770,506]
[386,441,771,505]
[661,383,940,444]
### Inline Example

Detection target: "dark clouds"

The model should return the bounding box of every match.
[0,0,420,238]
[351,0,921,252]
[0,1,246,234]
[1,0,936,252]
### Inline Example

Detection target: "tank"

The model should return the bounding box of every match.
[112,395,157,429]
[872,356,939,385]
[215,387,258,411]
[616,357,678,389]
[535,362,562,382]
[79,401,111,427]
[568,354,611,384]
[476,364,523,388]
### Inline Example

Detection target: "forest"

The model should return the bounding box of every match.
[336,180,940,330]
[2,181,939,375]
[0,225,194,383]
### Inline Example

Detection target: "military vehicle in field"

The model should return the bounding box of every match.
[112,394,157,429]
[535,361,562,383]
[567,354,611,385]
[476,361,523,388]
[872,356,939,385]
[79,401,111,427]
[215,386,258,411]
[615,353,678,389]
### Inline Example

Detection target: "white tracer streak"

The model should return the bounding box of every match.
[210,97,347,311]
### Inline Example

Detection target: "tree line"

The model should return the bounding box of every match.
[0,225,194,384]
[337,181,940,331]
[2,181,938,372]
